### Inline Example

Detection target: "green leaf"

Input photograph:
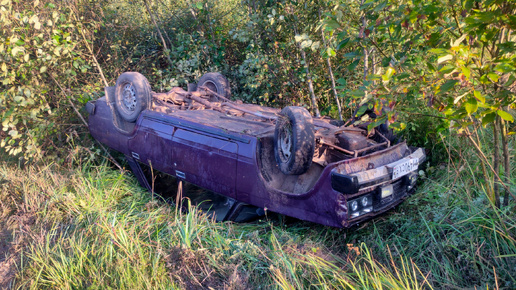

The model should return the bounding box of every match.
[336,78,347,86]
[465,98,478,115]
[337,38,350,50]
[195,2,203,9]
[426,62,436,72]
[429,48,447,54]
[355,105,367,117]
[382,57,391,67]
[487,73,499,82]
[497,110,514,122]
[396,72,410,80]
[367,117,387,132]
[464,0,474,10]
[504,74,515,87]
[473,90,485,103]
[347,59,360,71]
[382,67,396,81]
[373,1,387,12]
[482,112,496,127]
[439,65,455,74]
[461,67,471,78]
[494,63,515,73]
[326,47,336,57]
[439,80,458,94]
[343,51,359,59]
[325,19,341,30]
[350,90,365,98]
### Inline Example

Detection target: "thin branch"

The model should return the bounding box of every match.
[293,25,321,117]
[451,5,463,35]
[50,75,124,171]
[493,118,501,208]
[319,9,342,120]
[500,118,511,206]
[401,111,449,120]
[465,128,516,202]
[143,0,173,66]
[70,12,109,87]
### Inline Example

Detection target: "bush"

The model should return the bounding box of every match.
[0,0,102,161]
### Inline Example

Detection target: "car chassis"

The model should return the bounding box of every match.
[87,72,425,228]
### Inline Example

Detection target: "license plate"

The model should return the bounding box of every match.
[392,158,418,179]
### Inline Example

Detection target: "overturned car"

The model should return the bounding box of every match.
[87,72,425,228]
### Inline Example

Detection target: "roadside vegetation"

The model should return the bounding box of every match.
[1,0,515,288]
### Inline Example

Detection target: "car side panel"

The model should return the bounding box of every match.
[172,128,238,198]
[127,117,175,172]
[88,97,129,155]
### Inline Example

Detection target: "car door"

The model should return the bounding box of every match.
[127,117,175,172]
[172,127,238,198]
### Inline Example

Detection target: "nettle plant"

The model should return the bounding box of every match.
[0,0,97,161]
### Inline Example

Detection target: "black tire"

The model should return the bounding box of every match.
[274,106,315,175]
[197,72,231,99]
[114,72,151,122]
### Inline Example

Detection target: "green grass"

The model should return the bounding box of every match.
[1,137,515,289]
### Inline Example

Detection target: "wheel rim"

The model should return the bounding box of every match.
[278,126,292,162]
[122,83,137,112]
[203,80,218,93]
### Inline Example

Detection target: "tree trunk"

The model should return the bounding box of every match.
[294,26,320,117]
[143,0,173,67]
[318,9,342,120]
[500,118,511,207]
[493,119,501,208]
[361,0,368,82]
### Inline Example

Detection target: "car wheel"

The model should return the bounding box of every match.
[197,72,231,99]
[274,106,315,175]
[114,72,151,122]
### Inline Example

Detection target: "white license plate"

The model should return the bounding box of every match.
[392,159,418,179]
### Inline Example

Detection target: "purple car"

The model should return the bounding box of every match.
[87,72,425,228]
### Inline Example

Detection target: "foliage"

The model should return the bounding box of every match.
[0,0,102,161]
[324,0,515,205]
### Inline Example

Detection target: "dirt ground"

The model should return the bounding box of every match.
[0,199,36,289]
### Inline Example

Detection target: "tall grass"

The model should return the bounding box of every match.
[343,131,516,288]
[1,130,514,289]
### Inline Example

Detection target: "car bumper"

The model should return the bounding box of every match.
[331,145,426,227]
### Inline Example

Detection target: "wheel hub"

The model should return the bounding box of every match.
[278,128,292,161]
[122,83,137,111]
[204,81,217,93]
